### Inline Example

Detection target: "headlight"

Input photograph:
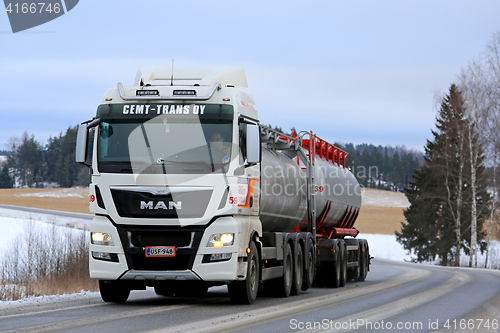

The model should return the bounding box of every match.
[207,233,234,247]
[91,232,114,246]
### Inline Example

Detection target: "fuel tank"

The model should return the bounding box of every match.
[259,148,361,232]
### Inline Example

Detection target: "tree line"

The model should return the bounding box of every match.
[397,31,500,268]
[337,143,422,192]
[0,127,89,188]
[267,124,423,192]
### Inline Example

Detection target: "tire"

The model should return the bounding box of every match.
[339,240,347,287]
[99,280,130,303]
[291,243,303,295]
[357,241,368,282]
[347,245,361,281]
[228,241,259,304]
[275,242,293,297]
[325,241,341,288]
[302,240,314,291]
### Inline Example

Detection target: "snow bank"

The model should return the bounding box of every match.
[0,290,100,309]
[12,187,88,198]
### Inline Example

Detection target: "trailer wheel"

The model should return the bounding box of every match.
[357,241,368,282]
[228,241,259,304]
[324,241,341,288]
[347,246,360,281]
[338,240,347,287]
[347,243,362,281]
[291,243,303,295]
[302,240,314,291]
[99,280,130,303]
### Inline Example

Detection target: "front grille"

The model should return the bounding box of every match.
[126,230,193,247]
[111,187,212,219]
[118,226,204,271]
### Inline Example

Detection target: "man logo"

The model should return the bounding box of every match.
[140,201,182,210]
[4,0,79,33]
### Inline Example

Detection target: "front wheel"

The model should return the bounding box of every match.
[228,241,259,304]
[99,280,130,303]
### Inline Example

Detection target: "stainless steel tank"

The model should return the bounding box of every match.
[260,149,308,232]
[260,148,362,232]
[312,156,362,226]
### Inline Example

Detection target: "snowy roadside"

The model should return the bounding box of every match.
[0,290,100,309]
[0,206,91,233]
[0,206,91,254]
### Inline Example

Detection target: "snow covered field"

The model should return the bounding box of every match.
[361,188,410,208]
[0,208,89,253]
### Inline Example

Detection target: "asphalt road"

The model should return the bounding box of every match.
[2,259,500,333]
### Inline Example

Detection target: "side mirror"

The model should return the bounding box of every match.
[246,123,261,165]
[76,119,98,166]
[75,124,89,165]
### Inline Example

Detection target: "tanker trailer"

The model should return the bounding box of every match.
[75,66,370,304]
[258,128,369,296]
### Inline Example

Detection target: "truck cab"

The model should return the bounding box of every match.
[77,67,263,303]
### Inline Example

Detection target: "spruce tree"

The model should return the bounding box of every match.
[0,164,13,188]
[396,84,489,265]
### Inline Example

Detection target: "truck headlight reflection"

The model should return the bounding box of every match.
[207,233,234,247]
[91,232,114,246]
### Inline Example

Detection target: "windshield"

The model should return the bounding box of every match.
[97,104,234,174]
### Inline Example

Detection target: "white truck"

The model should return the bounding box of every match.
[76,66,369,304]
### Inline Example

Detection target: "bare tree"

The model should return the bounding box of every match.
[458,60,491,267]
[484,30,500,268]
[449,91,466,267]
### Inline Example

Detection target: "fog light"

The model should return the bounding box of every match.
[92,251,119,262]
[202,252,232,263]
[211,253,232,261]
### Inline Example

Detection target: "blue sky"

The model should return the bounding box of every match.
[1,1,500,151]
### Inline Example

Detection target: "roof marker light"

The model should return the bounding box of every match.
[173,90,196,96]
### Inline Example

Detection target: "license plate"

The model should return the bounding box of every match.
[145,246,176,257]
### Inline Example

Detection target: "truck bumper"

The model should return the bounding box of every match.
[89,215,241,282]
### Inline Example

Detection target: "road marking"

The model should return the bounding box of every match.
[311,269,471,332]
[146,264,431,333]
[0,302,103,319]
[1,303,191,333]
